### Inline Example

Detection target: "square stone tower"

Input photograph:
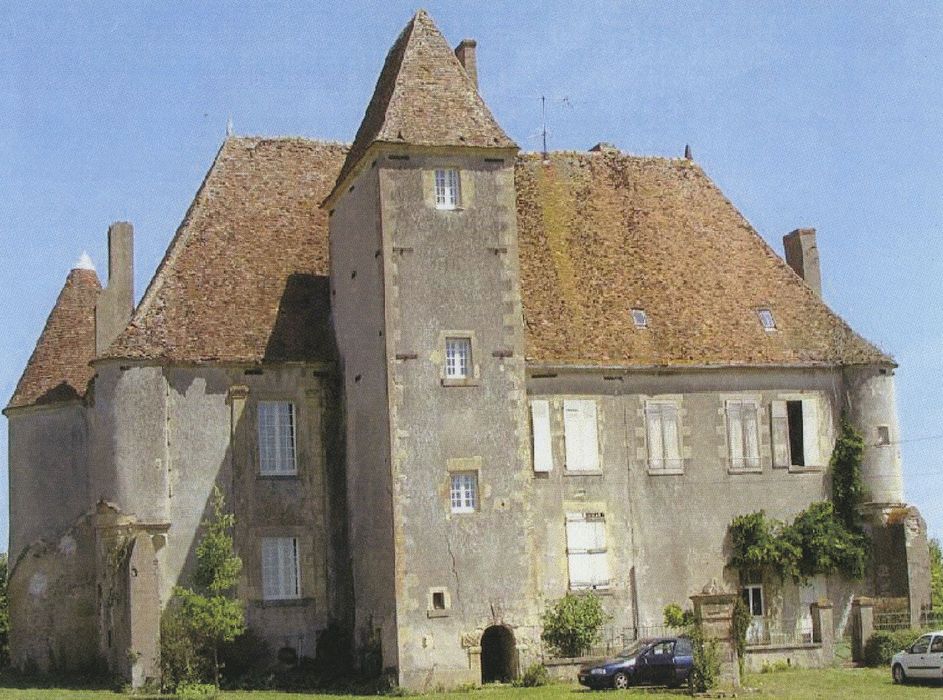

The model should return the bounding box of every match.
[325,10,536,689]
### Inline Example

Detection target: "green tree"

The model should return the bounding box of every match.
[830,413,866,532]
[165,487,244,689]
[930,538,943,611]
[540,592,611,657]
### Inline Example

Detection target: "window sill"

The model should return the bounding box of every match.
[564,469,603,477]
[441,378,480,387]
[569,587,613,596]
[728,467,763,475]
[434,206,464,212]
[252,597,313,609]
[427,609,450,619]
[257,473,300,480]
[648,468,685,476]
[788,465,824,474]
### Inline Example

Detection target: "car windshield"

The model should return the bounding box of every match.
[617,640,650,658]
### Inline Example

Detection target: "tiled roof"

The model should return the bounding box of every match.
[331,10,515,198]
[102,138,888,368]
[515,150,890,366]
[104,137,346,364]
[7,268,101,410]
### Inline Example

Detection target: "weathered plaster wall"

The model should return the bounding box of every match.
[329,161,399,672]
[526,367,857,631]
[379,150,537,689]
[7,404,90,560]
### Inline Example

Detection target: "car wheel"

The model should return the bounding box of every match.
[892,664,906,684]
[612,672,630,690]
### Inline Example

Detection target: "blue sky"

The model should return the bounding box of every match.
[1,1,941,548]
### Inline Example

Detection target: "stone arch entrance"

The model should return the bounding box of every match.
[480,625,516,683]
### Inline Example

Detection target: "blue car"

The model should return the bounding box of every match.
[577,637,694,690]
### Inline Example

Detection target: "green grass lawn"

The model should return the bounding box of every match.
[0,668,939,700]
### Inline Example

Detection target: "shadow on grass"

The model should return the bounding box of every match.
[0,668,118,692]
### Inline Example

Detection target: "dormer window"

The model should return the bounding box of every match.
[757,308,776,331]
[631,308,648,328]
[434,169,460,209]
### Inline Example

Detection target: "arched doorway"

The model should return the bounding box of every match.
[480,625,516,683]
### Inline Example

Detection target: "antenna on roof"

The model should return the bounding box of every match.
[684,144,692,160]
[226,117,234,137]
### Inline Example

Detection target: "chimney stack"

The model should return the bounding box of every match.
[95,221,134,354]
[454,39,478,89]
[783,227,821,297]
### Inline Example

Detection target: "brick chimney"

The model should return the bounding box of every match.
[95,221,134,354]
[454,39,478,89]
[783,227,821,297]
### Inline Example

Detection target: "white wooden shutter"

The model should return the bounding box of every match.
[563,400,600,471]
[743,403,760,468]
[771,400,790,467]
[590,518,610,587]
[726,401,744,468]
[663,404,681,469]
[646,404,664,469]
[566,514,594,588]
[531,400,553,472]
[802,399,821,466]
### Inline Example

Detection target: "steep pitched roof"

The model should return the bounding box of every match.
[103,138,888,369]
[332,10,515,195]
[104,137,346,364]
[515,150,890,366]
[7,268,101,410]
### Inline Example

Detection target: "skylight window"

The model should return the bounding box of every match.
[631,309,648,328]
[757,309,776,331]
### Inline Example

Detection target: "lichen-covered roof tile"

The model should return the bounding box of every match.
[7,268,101,409]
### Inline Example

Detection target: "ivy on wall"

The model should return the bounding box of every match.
[728,413,869,581]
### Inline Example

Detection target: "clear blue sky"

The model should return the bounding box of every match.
[1,1,941,548]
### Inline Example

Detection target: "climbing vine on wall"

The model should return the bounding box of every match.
[729,415,870,581]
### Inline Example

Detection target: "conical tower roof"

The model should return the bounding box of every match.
[331,10,516,198]
[6,266,101,410]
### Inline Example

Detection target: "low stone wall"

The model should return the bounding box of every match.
[742,643,827,673]
[543,656,598,682]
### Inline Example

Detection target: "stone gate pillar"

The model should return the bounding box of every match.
[691,581,740,688]
[851,597,874,663]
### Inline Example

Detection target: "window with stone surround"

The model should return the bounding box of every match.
[726,399,761,471]
[258,401,297,475]
[445,337,471,379]
[645,400,682,472]
[566,512,610,590]
[261,537,300,600]
[434,168,460,209]
[450,472,478,513]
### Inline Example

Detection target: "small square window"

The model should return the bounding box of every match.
[434,169,460,209]
[445,337,471,379]
[450,472,478,513]
[631,308,647,328]
[876,426,890,446]
[757,309,776,331]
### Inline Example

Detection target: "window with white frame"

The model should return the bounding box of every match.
[261,537,300,600]
[645,401,682,472]
[631,308,648,328]
[770,398,821,468]
[757,308,776,331]
[566,512,610,590]
[258,401,297,475]
[434,169,460,209]
[449,472,478,513]
[742,584,764,616]
[563,399,600,471]
[726,400,760,470]
[445,337,471,379]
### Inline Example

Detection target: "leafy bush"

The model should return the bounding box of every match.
[729,511,801,580]
[864,630,922,667]
[732,596,750,673]
[930,538,943,611]
[540,592,611,657]
[760,659,794,673]
[515,663,551,687]
[830,413,866,531]
[687,625,721,692]
[176,681,219,699]
[663,603,694,628]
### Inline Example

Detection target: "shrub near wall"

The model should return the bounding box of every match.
[863,630,923,667]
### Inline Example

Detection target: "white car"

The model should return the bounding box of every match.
[891,630,943,684]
